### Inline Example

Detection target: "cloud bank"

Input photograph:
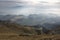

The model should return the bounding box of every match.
[0,0,60,16]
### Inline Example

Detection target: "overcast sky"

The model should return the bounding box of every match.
[0,0,60,15]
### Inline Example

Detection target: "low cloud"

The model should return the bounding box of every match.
[0,0,60,16]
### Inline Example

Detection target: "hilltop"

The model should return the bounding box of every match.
[0,20,60,35]
[0,20,60,40]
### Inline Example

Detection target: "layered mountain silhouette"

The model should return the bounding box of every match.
[0,14,60,25]
[0,14,60,34]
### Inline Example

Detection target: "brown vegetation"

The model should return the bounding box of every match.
[0,35,60,40]
[0,20,60,40]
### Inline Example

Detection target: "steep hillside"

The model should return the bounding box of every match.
[0,20,37,35]
[0,20,60,35]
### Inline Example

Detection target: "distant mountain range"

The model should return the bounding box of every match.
[0,14,60,30]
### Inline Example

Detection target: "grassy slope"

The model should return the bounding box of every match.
[0,21,37,35]
[0,21,60,40]
[0,35,60,40]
